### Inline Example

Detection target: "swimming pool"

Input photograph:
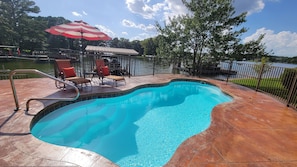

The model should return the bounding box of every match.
[31,80,232,166]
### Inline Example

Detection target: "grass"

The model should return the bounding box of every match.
[230,78,295,104]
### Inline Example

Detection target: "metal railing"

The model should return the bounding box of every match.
[211,62,297,109]
[9,69,80,112]
[82,56,172,77]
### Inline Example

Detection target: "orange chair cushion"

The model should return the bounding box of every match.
[63,67,76,77]
[102,66,110,76]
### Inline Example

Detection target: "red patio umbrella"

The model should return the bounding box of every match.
[45,20,111,41]
[45,20,112,76]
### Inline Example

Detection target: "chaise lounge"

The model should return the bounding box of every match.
[54,59,91,89]
[95,59,125,87]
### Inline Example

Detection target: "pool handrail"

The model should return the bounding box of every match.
[9,69,80,112]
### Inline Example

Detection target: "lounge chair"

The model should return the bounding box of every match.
[54,59,91,89]
[95,59,125,86]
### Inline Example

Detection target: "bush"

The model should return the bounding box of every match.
[281,68,297,90]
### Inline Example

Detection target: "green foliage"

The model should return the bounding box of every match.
[36,16,71,50]
[253,57,273,75]
[243,34,271,61]
[281,68,297,90]
[155,15,186,64]
[130,40,144,55]
[0,0,273,61]
[0,0,40,45]
[232,78,285,89]
[232,77,297,105]
[156,0,251,75]
[141,38,157,55]
[155,0,272,76]
[109,38,143,55]
[286,56,297,64]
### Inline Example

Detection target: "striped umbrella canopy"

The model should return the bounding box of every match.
[46,20,111,76]
[45,20,111,41]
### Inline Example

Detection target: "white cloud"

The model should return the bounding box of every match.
[122,32,128,36]
[131,33,152,41]
[122,19,156,32]
[123,0,187,39]
[233,0,281,16]
[122,19,136,27]
[124,0,290,45]
[233,0,265,15]
[125,0,187,22]
[244,28,297,57]
[95,24,116,38]
[125,0,165,19]
[145,24,156,31]
[72,11,82,17]
[82,11,88,16]
[72,11,87,17]
[160,0,277,21]
[162,0,187,21]
[124,0,270,30]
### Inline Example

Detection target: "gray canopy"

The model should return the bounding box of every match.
[85,45,138,55]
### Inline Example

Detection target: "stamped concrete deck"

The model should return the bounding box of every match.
[0,74,297,166]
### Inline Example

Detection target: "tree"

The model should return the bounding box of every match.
[253,56,273,76]
[243,34,271,61]
[19,16,48,51]
[156,0,266,76]
[110,37,132,49]
[141,38,157,55]
[118,38,132,48]
[41,17,72,50]
[156,15,188,67]
[287,57,297,64]
[110,37,120,48]
[0,0,40,46]
[131,40,143,55]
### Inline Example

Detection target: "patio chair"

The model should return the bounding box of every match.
[54,59,91,89]
[95,59,125,87]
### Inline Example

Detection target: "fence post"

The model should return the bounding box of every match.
[128,55,131,78]
[256,63,265,91]
[286,72,297,106]
[226,61,233,83]
[153,56,155,76]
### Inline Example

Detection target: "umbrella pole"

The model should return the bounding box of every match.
[79,39,84,77]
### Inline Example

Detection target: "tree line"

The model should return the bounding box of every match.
[0,0,155,55]
[1,0,296,69]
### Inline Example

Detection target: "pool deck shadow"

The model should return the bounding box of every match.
[0,74,297,166]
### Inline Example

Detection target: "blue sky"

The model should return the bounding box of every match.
[31,0,297,57]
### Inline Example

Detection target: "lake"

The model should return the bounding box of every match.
[0,56,172,77]
[218,61,297,80]
[1,58,296,79]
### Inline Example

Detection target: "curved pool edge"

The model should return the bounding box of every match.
[30,78,232,166]
[163,80,290,166]
[2,78,119,167]
[30,78,223,130]
[163,99,234,166]
[4,76,233,167]
[3,74,295,166]
[0,75,198,166]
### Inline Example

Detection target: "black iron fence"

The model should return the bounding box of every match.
[2,56,296,109]
[82,55,172,77]
[210,61,297,109]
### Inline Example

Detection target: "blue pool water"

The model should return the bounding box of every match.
[31,81,232,166]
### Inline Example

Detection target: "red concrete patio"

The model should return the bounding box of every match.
[0,74,297,166]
